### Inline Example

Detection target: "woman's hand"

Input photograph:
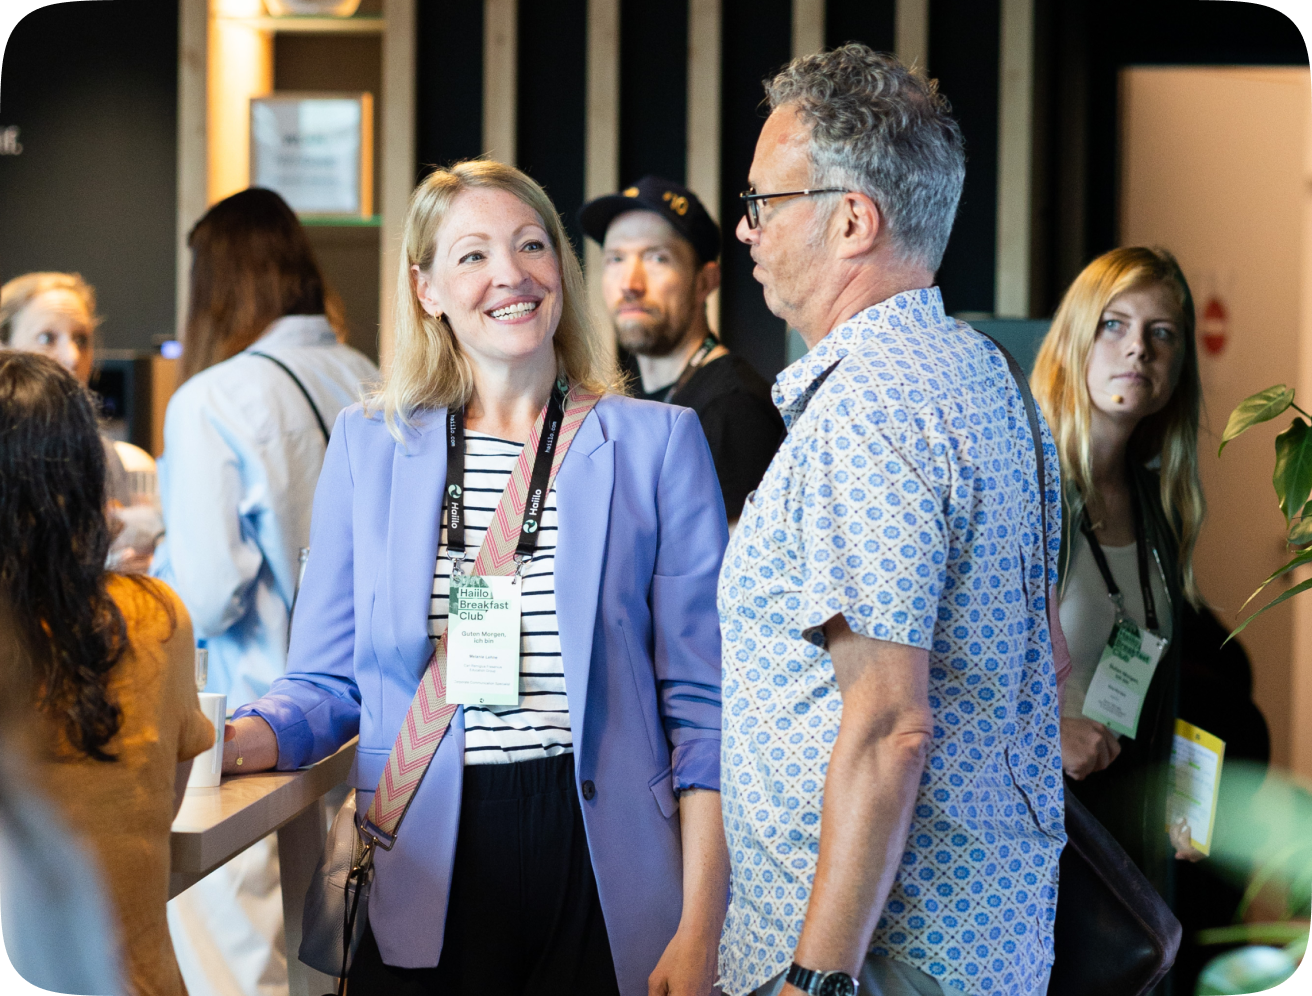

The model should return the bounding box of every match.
[1061,717,1121,780]
[648,922,721,996]
[221,715,279,774]
[1169,818,1206,862]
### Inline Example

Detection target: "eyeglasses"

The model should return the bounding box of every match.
[739,186,851,229]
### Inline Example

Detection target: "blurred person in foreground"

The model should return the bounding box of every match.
[1,271,163,572]
[0,596,123,995]
[1032,247,1206,900]
[222,159,729,995]
[0,351,214,996]
[153,187,377,996]
[580,176,783,522]
[719,45,1064,996]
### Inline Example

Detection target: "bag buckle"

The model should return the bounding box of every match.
[354,811,396,852]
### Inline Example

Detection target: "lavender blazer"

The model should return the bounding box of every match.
[234,394,728,993]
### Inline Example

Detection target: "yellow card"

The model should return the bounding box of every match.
[1166,720,1226,856]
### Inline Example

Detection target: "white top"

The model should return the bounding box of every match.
[1059,529,1173,718]
[427,431,571,764]
[152,315,379,707]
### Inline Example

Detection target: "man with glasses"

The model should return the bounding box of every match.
[717,45,1064,996]
[581,177,783,523]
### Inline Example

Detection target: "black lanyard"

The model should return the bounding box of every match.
[657,334,720,403]
[1079,487,1159,632]
[444,379,567,571]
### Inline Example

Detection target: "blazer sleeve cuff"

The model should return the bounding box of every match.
[233,697,313,771]
[672,736,720,793]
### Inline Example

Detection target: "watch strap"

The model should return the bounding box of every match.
[787,963,820,994]
[786,963,858,996]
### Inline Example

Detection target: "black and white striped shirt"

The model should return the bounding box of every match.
[428,431,571,763]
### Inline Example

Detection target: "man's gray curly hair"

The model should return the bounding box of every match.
[765,44,966,272]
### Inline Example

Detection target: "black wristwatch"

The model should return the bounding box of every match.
[786,963,859,996]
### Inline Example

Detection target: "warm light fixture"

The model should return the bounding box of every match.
[262,0,362,15]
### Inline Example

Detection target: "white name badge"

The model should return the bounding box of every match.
[1081,619,1168,739]
[445,574,521,706]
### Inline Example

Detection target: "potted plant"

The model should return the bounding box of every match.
[1189,387,1312,993]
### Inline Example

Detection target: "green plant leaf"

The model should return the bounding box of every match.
[1219,385,1296,455]
[1227,575,1312,644]
[1196,922,1312,947]
[1273,418,1312,523]
[1289,502,1312,546]
[1285,933,1307,963]
[1239,547,1312,612]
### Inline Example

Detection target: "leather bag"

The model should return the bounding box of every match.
[981,333,1182,996]
[1050,787,1181,995]
[299,790,369,976]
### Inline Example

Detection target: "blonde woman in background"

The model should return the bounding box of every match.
[0,272,162,572]
[1032,246,1205,905]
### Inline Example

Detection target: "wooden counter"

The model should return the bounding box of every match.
[171,738,357,996]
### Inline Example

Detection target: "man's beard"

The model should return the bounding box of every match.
[613,311,688,357]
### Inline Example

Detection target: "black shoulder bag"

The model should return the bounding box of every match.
[979,332,1182,996]
[250,351,331,444]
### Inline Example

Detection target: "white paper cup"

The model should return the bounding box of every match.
[187,692,227,789]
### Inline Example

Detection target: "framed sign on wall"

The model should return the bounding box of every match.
[250,92,374,218]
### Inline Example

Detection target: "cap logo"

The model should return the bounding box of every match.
[623,186,639,197]
[662,191,689,216]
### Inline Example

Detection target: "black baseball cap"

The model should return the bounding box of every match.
[579,176,721,264]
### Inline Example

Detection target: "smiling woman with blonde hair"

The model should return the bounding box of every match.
[377,160,618,429]
[1032,245,1204,902]
[223,159,730,996]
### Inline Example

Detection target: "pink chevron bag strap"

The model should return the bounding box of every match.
[361,384,601,846]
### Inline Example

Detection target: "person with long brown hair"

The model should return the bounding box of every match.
[1032,245,1205,903]
[0,351,214,996]
[152,187,376,996]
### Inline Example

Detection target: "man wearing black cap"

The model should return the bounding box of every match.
[580,176,784,523]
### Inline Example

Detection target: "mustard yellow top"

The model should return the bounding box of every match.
[36,576,213,996]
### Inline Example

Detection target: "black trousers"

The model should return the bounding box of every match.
[347,753,621,996]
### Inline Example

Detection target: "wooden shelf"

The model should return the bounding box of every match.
[221,14,386,33]
[299,213,382,226]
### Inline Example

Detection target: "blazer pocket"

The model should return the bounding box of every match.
[648,766,679,819]
[618,618,668,769]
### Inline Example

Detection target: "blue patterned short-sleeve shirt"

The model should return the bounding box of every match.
[717,289,1065,996]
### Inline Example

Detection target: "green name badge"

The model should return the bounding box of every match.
[1081,619,1169,739]
[445,573,522,706]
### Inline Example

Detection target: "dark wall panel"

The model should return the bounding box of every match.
[0,0,178,352]
[928,0,1000,316]
[1057,0,1307,301]
[1031,0,1308,317]
[620,0,687,187]
[517,0,588,255]
[719,0,792,381]
[825,0,896,54]
[416,0,484,177]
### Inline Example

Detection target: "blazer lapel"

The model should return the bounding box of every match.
[387,409,446,676]
[553,407,614,743]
